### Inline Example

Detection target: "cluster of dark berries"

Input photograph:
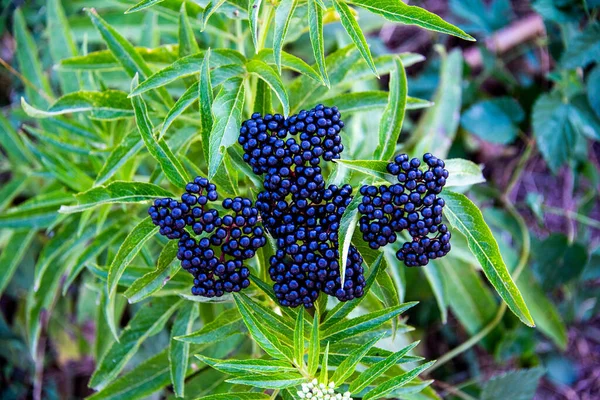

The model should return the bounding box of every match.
[358,153,451,267]
[239,105,365,308]
[148,176,266,297]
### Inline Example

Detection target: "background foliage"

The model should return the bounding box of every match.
[0,0,599,399]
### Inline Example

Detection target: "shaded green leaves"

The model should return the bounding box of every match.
[195,394,270,400]
[308,0,329,86]
[126,0,166,14]
[89,297,182,390]
[561,23,600,69]
[308,311,320,376]
[209,78,245,178]
[338,195,361,286]
[362,361,435,400]
[226,373,305,389]
[170,302,198,397]
[176,309,244,344]
[179,2,200,57]
[0,230,36,297]
[481,367,545,400]
[348,0,474,41]
[376,57,407,160]
[273,0,299,74]
[247,60,289,116]
[249,0,263,51]
[199,51,214,160]
[22,91,133,120]
[330,333,384,385]
[294,308,305,367]
[60,181,173,214]
[131,76,189,187]
[444,191,534,326]
[461,97,524,144]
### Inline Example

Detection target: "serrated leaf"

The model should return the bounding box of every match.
[376,57,407,160]
[170,302,198,397]
[322,303,417,342]
[129,50,245,96]
[349,341,419,393]
[332,0,378,77]
[60,181,173,214]
[131,75,189,188]
[47,0,79,93]
[177,308,244,344]
[89,297,182,390]
[0,190,72,229]
[106,218,158,336]
[59,46,178,71]
[161,82,199,138]
[208,77,245,178]
[199,50,214,160]
[256,49,322,83]
[362,361,435,400]
[249,0,263,51]
[0,230,36,297]
[0,113,36,166]
[324,253,384,327]
[331,333,384,385]
[254,78,273,116]
[226,373,305,389]
[195,394,270,400]
[201,0,227,30]
[95,131,144,186]
[308,311,320,376]
[319,342,329,384]
[21,91,133,120]
[247,59,289,116]
[234,292,295,334]
[481,367,545,400]
[179,2,200,57]
[444,191,534,326]
[273,0,299,74]
[308,0,329,86]
[423,261,447,324]
[125,240,179,303]
[198,357,296,375]
[561,23,600,69]
[294,308,305,367]
[348,0,474,41]
[338,195,361,286]
[126,0,166,13]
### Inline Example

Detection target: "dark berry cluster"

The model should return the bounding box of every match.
[148,176,266,297]
[358,153,452,267]
[240,105,366,308]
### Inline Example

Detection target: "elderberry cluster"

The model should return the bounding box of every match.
[358,153,452,267]
[148,176,266,297]
[239,105,365,308]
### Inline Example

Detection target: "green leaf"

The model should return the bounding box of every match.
[21,91,133,120]
[86,8,171,107]
[481,367,545,400]
[294,308,305,367]
[349,341,420,393]
[461,97,524,144]
[273,0,299,74]
[254,78,273,116]
[89,297,182,390]
[561,23,600,69]
[126,0,166,14]
[308,311,320,376]
[0,230,36,297]
[170,302,198,398]
[376,57,407,160]
[179,2,201,57]
[249,0,263,51]
[324,253,384,327]
[411,49,463,157]
[226,373,305,389]
[0,190,71,229]
[423,262,448,324]
[60,181,173,214]
[199,50,214,160]
[323,91,431,114]
[124,240,179,303]
[332,0,378,77]
[338,195,361,286]
[532,234,588,290]
[198,357,297,375]
[256,49,322,84]
[161,83,199,138]
[47,0,79,94]
[234,292,295,334]
[444,191,534,326]
[177,309,245,344]
[201,0,227,31]
[331,333,385,385]
[308,0,329,86]
[106,218,158,335]
[0,113,36,166]
[347,0,474,41]
[208,77,245,178]
[59,46,178,71]
[195,394,270,400]
[247,59,290,116]
[322,303,417,342]
[13,8,52,108]
[131,75,189,188]
[129,50,245,96]
[587,66,600,117]
[233,293,293,360]
[95,131,144,186]
[319,342,330,384]
[362,361,435,400]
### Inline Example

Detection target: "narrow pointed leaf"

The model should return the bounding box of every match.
[294,308,305,367]
[179,2,200,56]
[176,309,244,344]
[338,195,361,286]
[170,302,198,397]
[308,311,320,375]
[22,91,133,120]
[256,49,322,83]
[308,0,329,86]
[362,361,435,400]
[199,51,214,161]
[273,0,298,73]
[247,60,289,116]
[126,0,166,13]
[331,333,384,385]
[47,0,79,93]
[161,83,199,138]
[226,373,305,389]
[0,230,36,297]
[249,0,263,51]
[376,57,407,160]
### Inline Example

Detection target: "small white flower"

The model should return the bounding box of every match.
[329,381,335,389]
[297,392,306,398]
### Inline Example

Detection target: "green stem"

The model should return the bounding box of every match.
[543,205,600,230]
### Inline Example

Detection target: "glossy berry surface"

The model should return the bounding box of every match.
[358,153,452,267]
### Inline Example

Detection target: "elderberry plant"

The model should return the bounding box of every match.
[1,0,555,399]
